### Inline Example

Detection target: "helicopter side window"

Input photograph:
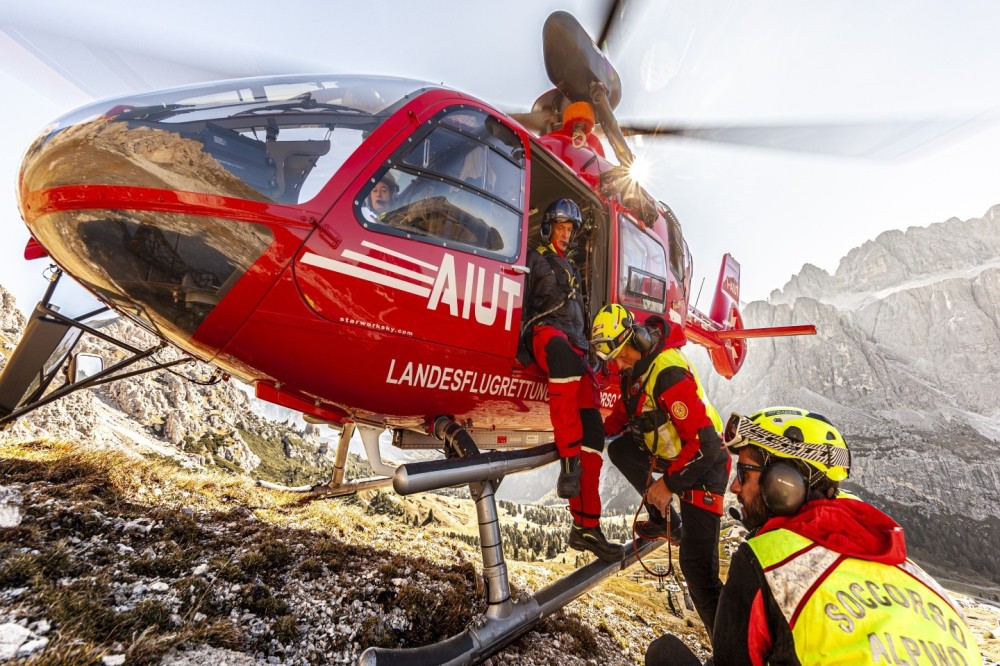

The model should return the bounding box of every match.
[663,204,690,295]
[618,214,668,313]
[354,107,524,260]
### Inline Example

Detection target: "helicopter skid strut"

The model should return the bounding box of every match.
[255,424,397,501]
[359,418,665,665]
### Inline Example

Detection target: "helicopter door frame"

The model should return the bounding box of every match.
[294,98,531,369]
[522,143,609,326]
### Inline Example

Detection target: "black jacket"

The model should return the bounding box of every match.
[525,244,588,350]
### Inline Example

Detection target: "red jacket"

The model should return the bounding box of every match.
[604,318,728,496]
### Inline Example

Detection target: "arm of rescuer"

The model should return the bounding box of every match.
[653,366,725,494]
[712,542,796,666]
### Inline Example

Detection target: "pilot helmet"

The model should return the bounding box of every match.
[541,198,582,242]
[378,171,399,195]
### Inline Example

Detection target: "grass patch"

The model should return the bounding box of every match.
[296,557,323,579]
[129,541,190,578]
[541,612,599,653]
[355,615,398,649]
[0,542,73,586]
[239,582,289,618]
[274,614,299,643]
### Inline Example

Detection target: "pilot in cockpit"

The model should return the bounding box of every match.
[361,172,398,223]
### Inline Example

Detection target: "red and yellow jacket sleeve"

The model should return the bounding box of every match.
[652,366,724,493]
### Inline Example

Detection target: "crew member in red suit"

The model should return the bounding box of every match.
[593,304,729,638]
[524,199,624,563]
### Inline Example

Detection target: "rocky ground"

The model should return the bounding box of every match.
[0,438,703,665]
[1,436,997,665]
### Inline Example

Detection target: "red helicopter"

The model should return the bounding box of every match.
[0,11,815,664]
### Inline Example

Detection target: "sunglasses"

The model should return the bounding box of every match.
[735,462,767,484]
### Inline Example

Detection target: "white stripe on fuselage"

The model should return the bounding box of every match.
[361,240,437,270]
[341,249,435,284]
[301,252,432,297]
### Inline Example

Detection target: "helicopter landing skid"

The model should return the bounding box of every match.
[358,417,665,665]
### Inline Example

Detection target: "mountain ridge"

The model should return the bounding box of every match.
[699,205,1000,585]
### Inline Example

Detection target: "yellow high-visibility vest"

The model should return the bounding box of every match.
[635,348,723,459]
[748,527,982,665]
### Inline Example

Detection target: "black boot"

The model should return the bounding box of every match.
[636,504,682,543]
[569,524,625,562]
[556,455,581,499]
[634,517,681,544]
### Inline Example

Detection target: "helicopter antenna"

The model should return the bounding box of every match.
[694,277,706,311]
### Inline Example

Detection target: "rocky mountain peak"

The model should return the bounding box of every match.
[0,284,331,484]
[700,206,1000,586]
[0,285,26,359]
[771,205,1000,304]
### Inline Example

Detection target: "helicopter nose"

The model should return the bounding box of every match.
[17,112,276,348]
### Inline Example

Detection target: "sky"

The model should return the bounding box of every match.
[2,0,1000,315]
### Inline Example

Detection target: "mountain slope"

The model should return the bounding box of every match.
[701,205,1000,586]
[0,438,702,665]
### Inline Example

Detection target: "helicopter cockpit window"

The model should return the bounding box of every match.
[24,75,435,207]
[355,107,525,261]
[618,214,668,313]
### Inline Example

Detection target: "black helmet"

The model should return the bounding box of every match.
[541,198,582,241]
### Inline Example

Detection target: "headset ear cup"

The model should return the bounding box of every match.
[760,462,807,516]
[632,324,653,353]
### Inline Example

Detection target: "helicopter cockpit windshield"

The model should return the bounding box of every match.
[21,75,436,206]
[353,107,525,261]
[17,75,439,345]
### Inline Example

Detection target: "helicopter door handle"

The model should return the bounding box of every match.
[504,265,530,276]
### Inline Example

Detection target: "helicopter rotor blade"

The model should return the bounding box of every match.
[618,117,994,160]
[542,11,622,109]
[596,0,627,51]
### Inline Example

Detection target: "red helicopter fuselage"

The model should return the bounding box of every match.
[17,74,762,436]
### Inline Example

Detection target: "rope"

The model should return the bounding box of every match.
[632,455,676,578]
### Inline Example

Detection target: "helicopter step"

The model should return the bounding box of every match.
[357,417,664,665]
